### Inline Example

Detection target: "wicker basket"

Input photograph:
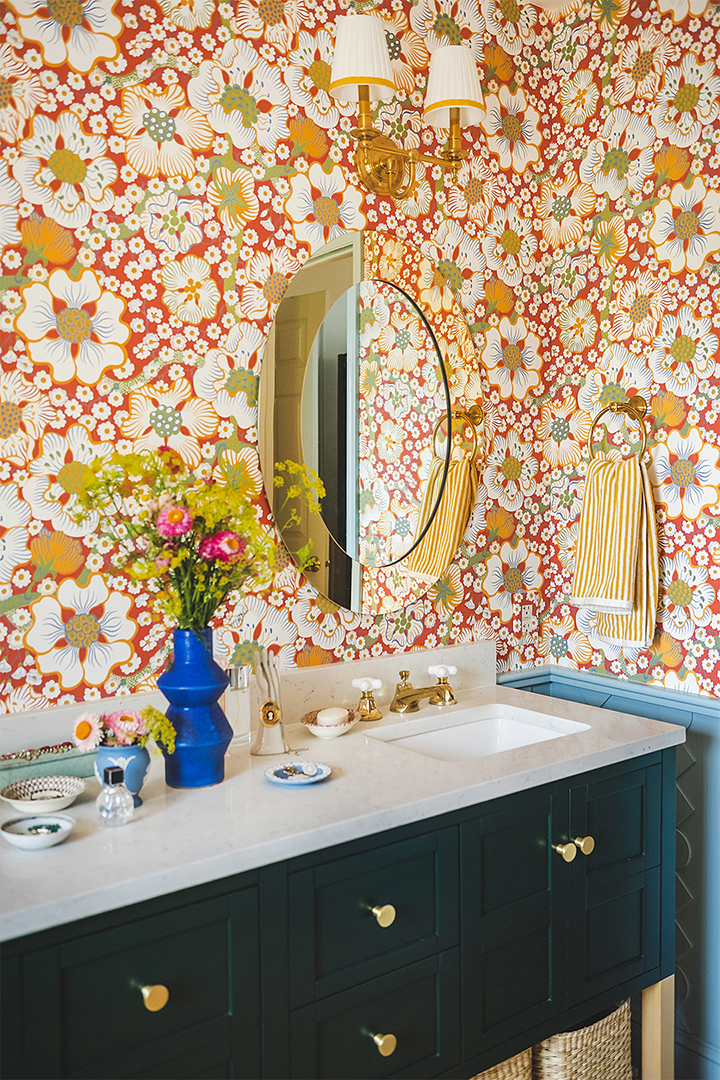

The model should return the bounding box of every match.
[470,1047,532,1080]
[532,1000,632,1080]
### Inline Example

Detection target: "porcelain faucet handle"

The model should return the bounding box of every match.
[352,678,383,692]
[428,665,457,679]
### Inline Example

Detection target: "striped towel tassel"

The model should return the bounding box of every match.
[570,456,659,649]
[404,454,478,584]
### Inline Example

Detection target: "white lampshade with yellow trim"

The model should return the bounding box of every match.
[423,45,484,127]
[329,13,396,103]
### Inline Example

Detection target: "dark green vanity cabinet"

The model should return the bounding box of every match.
[0,749,676,1080]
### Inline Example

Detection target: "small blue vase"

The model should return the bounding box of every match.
[94,743,150,807]
[158,628,231,788]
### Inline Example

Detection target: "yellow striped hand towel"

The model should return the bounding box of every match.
[404,452,478,584]
[570,455,659,649]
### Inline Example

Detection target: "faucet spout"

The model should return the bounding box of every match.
[390,668,457,713]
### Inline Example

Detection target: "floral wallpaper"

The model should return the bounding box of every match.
[1,0,719,710]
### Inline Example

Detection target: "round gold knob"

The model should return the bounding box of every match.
[554,842,577,863]
[574,835,595,856]
[372,903,396,928]
[140,984,169,1012]
[372,1032,397,1057]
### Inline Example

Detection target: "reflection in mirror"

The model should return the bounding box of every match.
[301,278,449,572]
[259,232,481,617]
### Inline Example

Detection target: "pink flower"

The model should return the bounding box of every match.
[105,710,145,746]
[156,505,193,537]
[198,530,246,562]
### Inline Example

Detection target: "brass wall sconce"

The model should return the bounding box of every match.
[330,15,484,200]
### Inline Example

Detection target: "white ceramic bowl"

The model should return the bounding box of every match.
[0,775,88,814]
[300,709,360,739]
[1,814,76,850]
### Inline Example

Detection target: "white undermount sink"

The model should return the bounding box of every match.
[368,703,590,762]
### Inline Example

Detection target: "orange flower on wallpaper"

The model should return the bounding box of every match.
[483,43,514,84]
[484,277,515,315]
[29,529,84,577]
[20,214,75,265]
[651,390,686,429]
[287,116,329,160]
[296,644,334,666]
[649,630,684,669]
[485,506,516,541]
[654,145,690,184]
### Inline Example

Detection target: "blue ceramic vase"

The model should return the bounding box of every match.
[158,628,232,788]
[94,743,150,807]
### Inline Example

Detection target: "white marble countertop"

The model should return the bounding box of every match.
[0,683,685,943]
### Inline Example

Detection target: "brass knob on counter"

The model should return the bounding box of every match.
[140,984,169,1012]
[574,835,595,856]
[372,1032,397,1057]
[554,842,577,863]
[372,903,396,928]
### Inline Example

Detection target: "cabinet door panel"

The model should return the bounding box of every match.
[290,951,460,1080]
[461,790,568,1058]
[23,890,260,1078]
[289,828,458,1004]
[569,762,662,1003]
[571,867,660,1001]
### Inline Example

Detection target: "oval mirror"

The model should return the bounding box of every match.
[258,231,479,616]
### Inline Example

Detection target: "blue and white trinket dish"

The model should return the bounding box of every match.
[264,762,331,786]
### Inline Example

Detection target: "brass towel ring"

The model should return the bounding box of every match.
[587,396,649,459]
[433,405,484,460]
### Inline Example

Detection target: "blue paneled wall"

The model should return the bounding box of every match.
[499,667,720,1080]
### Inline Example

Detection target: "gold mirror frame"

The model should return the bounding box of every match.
[258,230,482,616]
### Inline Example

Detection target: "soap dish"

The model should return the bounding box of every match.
[300,709,360,739]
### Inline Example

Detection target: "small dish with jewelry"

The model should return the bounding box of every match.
[264,761,331,786]
[0,775,88,814]
[300,709,360,740]
[1,814,76,850]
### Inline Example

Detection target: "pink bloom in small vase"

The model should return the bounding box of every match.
[105,710,145,746]
[156,505,193,537]
[199,531,246,562]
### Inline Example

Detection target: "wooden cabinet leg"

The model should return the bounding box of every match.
[642,974,675,1080]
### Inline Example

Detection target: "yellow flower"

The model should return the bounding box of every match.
[486,506,516,541]
[485,277,515,315]
[649,630,683,669]
[30,530,84,576]
[21,214,75,265]
[484,43,514,83]
[651,390,686,429]
[654,145,690,184]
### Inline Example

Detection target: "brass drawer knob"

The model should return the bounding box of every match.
[554,842,577,863]
[140,984,169,1012]
[371,903,396,928]
[372,1032,397,1057]
[574,835,595,856]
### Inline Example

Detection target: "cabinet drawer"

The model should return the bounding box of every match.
[22,889,260,1078]
[290,951,460,1079]
[289,828,458,1004]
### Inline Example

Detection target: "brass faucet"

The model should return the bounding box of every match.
[390,666,457,713]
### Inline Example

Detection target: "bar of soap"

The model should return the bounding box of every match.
[316,707,348,727]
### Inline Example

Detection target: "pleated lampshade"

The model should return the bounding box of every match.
[330,14,395,103]
[423,45,484,127]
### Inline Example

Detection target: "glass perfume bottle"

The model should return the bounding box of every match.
[224,665,251,747]
[96,766,135,827]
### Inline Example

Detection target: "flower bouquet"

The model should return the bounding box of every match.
[74,448,276,631]
[72,705,176,806]
[73,448,278,788]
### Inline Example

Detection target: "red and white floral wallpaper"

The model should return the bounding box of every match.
[1,0,719,710]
